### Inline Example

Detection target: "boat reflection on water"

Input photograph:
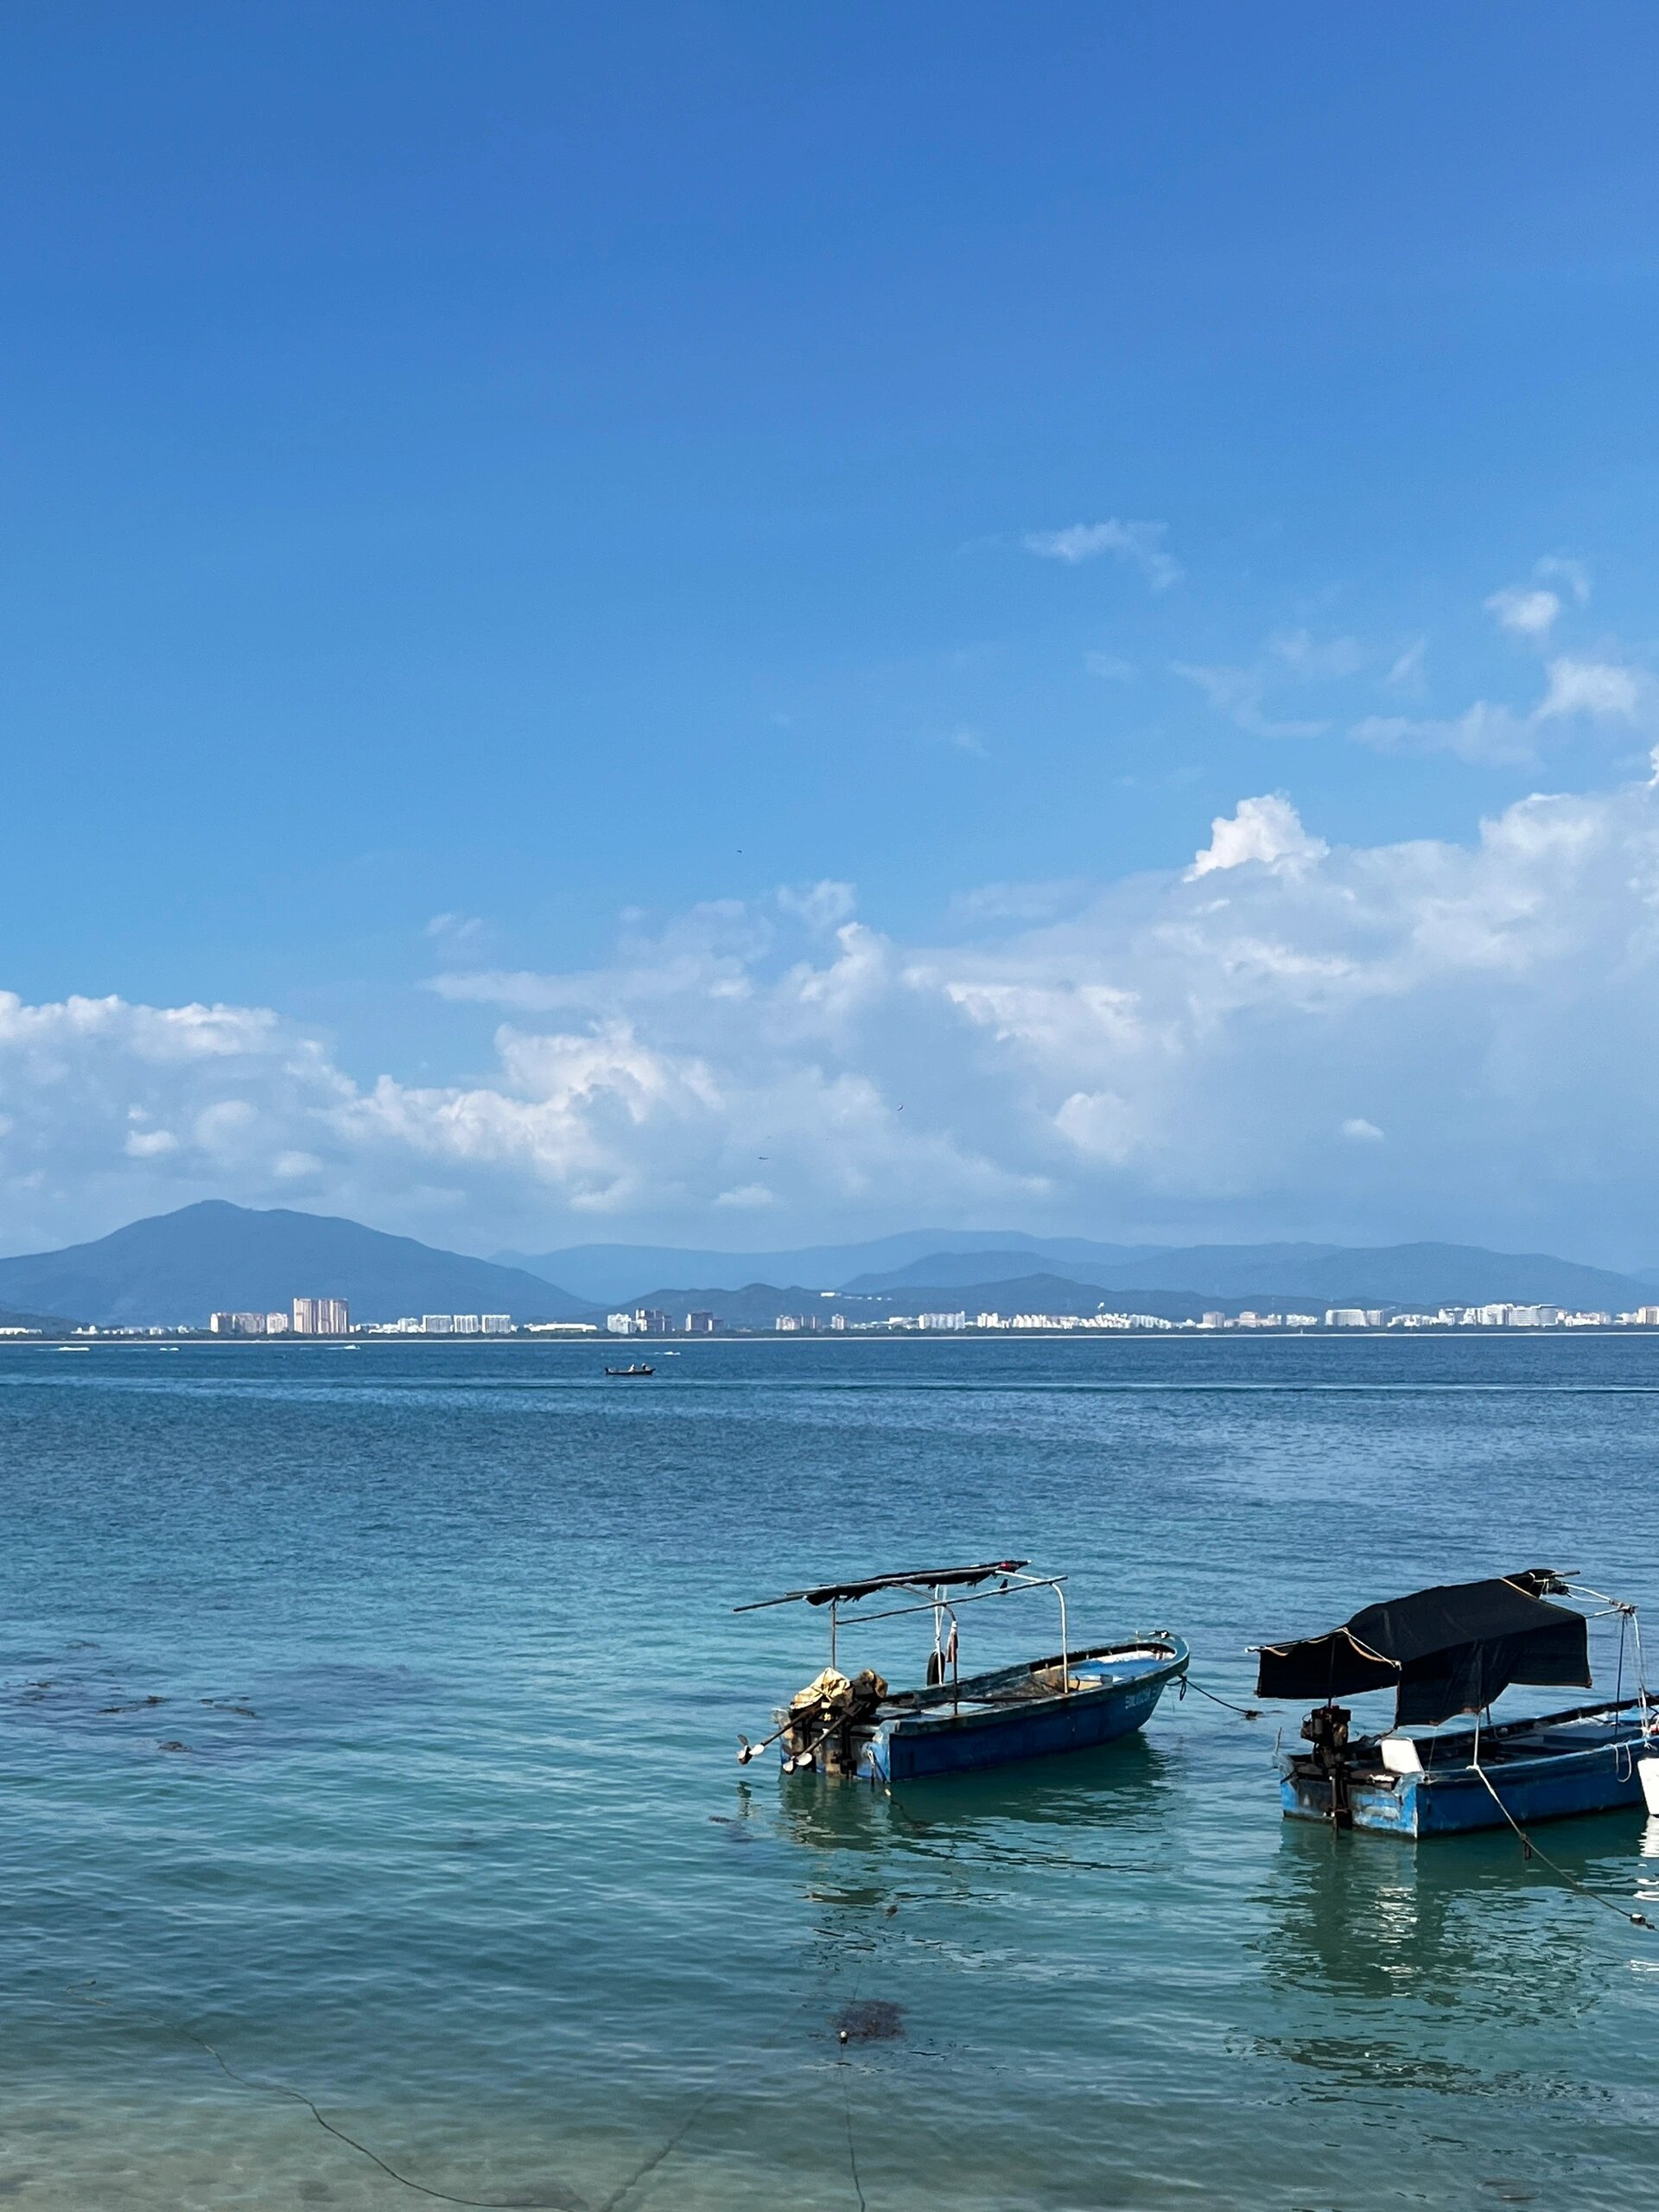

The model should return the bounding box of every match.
[1250,1813,1611,2080]
[766,1732,1179,1909]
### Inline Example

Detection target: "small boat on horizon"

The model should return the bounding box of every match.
[735,1560,1188,1785]
[604,1363,655,1377]
[1254,1567,1657,1837]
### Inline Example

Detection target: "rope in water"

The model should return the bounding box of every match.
[1179,1676,1263,1721]
[1469,1725,1656,1934]
[836,1973,870,2212]
[163,2015,577,2211]
[69,1979,836,2212]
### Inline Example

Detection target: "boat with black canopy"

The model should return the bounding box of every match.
[735,1559,1187,1784]
[1254,1567,1656,1837]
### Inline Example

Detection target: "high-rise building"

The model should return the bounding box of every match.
[452,1314,481,1335]
[293,1297,351,1335]
[265,1313,290,1335]
[422,1314,454,1335]
[481,1315,512,1335]
[684,1311,716,1334]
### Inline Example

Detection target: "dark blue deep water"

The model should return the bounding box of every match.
[2,1335,1656,2209]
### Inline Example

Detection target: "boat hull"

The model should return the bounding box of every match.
[1281,1705,1648,1837]
[858,1637,1187,1784]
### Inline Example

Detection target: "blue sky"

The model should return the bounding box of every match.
[4,7,1659,1262]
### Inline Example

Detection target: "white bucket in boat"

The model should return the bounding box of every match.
[1640,1754,1659,1819]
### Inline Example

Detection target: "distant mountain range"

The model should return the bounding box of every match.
[0,1303,79,1335]
[629,1274,1294,1327]
[496,1230,1163,1306]
[0,1206,1651,1330]
[512,1233,1656,1316]
[0,1202,592,1327]
[836,1240,1653,1310]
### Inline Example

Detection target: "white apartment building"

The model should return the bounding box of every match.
[481,1315,512,1335]
[292,1297,349,1335]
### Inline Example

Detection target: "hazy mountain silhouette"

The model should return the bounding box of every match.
[0,1202,592,1327]
[842,1241,1650,1308]
[498,1230,1163,1304]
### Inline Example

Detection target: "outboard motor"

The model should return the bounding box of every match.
[781,1667,889,1775]
[1301,1703,1354,1827]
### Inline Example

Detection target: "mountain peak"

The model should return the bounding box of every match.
[0,1204,594,1326]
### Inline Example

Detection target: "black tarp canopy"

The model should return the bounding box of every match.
[1254,1569,1590,1727]
[736,1560,1030,1611]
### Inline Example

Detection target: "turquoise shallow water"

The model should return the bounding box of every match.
[2,1334,1658,2210]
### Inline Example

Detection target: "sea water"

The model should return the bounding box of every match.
[2,1334,1656,2211]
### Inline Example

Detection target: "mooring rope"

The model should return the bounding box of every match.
[1179,1676,1263,1721]
[132,2007,577,2211]
[67,1976,831,2212]
[1469,1719,1656,1934]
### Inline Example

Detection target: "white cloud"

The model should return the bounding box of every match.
[1023,520,1181,590]
[1175,631,1364,740]
[10,764,1659,1259]
[1387,639,1427,694]
[1536,657,1643,721]
[1350,702,1535,766]
[1185,794,1329,880]
[1485,586,1561,638]
[124,1128,178,1158]
[1535,556,1591,604]
[1351,650,1649,764]
[714,1182,776,1210]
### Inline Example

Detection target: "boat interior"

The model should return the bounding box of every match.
[881,1640,1181,1720]
[1340,1696,1644,1777]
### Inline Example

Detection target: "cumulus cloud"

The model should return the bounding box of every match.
[1351,650,1650,764]
[1023,519,1181,589]
[1486,586,1561,638]
[1185,795,1329,880]
[10,764,1659,1260]
[1536,658,1643,721]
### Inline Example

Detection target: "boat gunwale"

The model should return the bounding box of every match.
[1284,1694,1647,1789]
[880,1635,1188,1737]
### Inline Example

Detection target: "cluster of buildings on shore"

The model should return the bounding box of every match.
[30,1295,1659,1344]
[209,1298,352,1336]
[1206,1302,1659,1331]
[760,1302,1659,1333]
[607,1308,718,1335]
[364,1313,517,1336]
[208,1302,526,1337]
[612,1301,1659,1333]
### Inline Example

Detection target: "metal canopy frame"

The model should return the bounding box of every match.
[740,1563,1071,1693]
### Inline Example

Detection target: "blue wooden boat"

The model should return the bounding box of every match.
[1254,1567,1658,1838]
[735,1560,1188,1784]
